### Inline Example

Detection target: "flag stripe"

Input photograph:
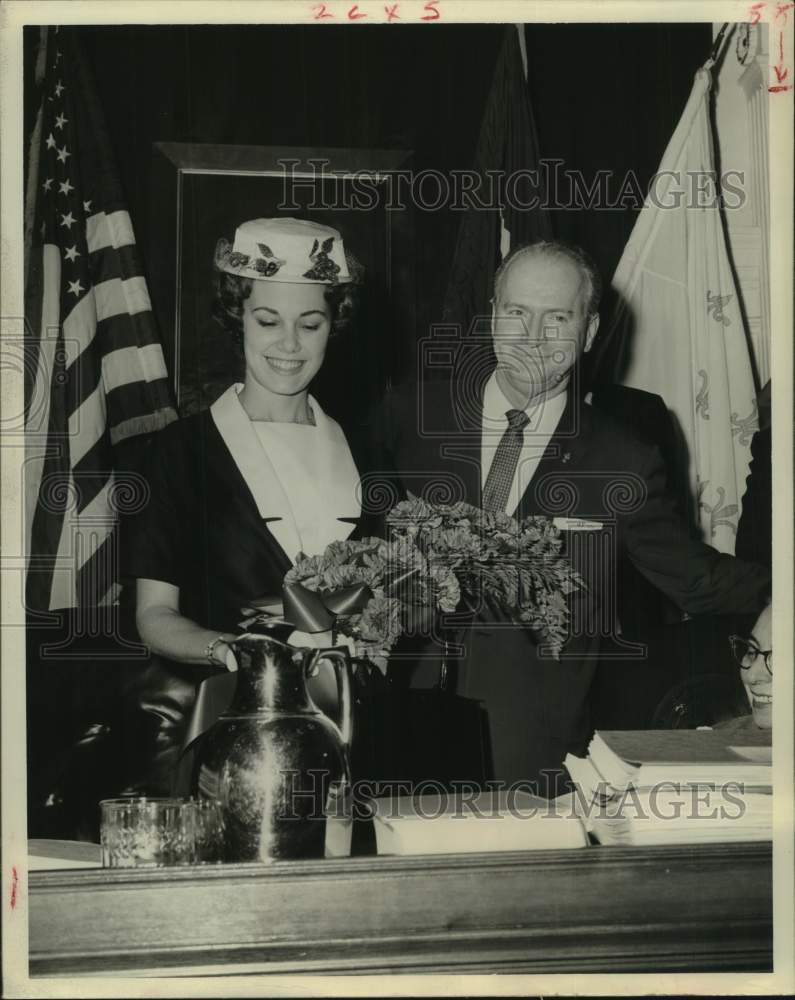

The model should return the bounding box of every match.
[62,288,99,370]
[71,431,114,514]
[77,472,116,527]
[26,329,71,611]
[103,345,168,392]
[64,341,101,434]
[86,209,136,254]
[93,311,166,355]
[68,381,107,470]
[64,343,173,423]
[105,377,175,432]
[89,241,144,287]
[24,243,63,580]
[109,404,176,446]
[77,529,117,607]
[93,275,152,322]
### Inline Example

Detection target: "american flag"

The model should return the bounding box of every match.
[24,27,176,613]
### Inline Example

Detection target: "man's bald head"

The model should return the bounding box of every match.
[493,240,602,319]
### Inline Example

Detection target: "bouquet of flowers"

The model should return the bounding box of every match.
[284,494,583,663]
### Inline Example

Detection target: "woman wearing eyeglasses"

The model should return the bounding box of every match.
[728,603,772,731]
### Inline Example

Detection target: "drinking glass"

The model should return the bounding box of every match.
[189,798,225,863]
[100,798,195,868]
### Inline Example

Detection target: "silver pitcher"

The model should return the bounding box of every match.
[193,633,353,863]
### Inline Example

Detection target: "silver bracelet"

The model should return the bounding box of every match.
[204,635,228,666]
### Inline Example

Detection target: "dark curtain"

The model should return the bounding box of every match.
[24,22,711,379]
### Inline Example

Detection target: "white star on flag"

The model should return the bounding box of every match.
[56,145,70,163]
[60,211,75,229]
[55,113,68,129]
[64,245,80,262]
[59,179,74,196]
[67,279,84,297]
[46,133,56,149]
[54,81,64,96]
[42,178,53,192]
[83,200,92,212]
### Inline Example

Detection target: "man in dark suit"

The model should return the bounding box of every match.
[372,240,770,793]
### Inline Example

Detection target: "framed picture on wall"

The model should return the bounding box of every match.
[148,143,414,424]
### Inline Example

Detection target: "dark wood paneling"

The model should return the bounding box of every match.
[29,842,772,976]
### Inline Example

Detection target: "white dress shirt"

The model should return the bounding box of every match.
[480,372,567,516]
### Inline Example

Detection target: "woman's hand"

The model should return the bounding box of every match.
[136,578,237,669]
[205,636,238,672]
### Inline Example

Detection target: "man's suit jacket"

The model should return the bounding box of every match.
[589,383,685,638]
[736,422,772,571]
[369,375,771,791]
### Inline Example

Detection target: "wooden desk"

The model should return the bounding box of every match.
[29,842,772,977]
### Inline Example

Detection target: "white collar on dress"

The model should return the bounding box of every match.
[209,384,360,564]
[210,383,298,520]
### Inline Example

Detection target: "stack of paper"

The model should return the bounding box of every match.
[371,789,588,855]
[565,729,772,846]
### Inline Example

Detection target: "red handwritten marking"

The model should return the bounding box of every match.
[385,3,400,21]
[9,866,18,910]
[749,2,766,24]
[312,3,333,18]
[753,1,794,91]
[420,0,441,20]
[347,4,367,18]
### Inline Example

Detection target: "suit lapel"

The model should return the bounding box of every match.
[517,393,591,519]
[442,373,486,508]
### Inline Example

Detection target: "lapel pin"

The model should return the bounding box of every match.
[562,452,571,464]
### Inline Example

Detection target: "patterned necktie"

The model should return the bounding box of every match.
[481,408,530,513]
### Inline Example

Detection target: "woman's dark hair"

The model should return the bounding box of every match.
[211,241,361,344]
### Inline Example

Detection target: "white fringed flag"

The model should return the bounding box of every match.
[609,66,758,554]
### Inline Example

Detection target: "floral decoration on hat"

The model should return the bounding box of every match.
[253,243,287,277]
[214,217,352,284]
[303,237,341,283]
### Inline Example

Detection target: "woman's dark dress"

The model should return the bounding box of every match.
[122,405,383,795]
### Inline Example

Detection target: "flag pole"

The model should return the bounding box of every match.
[706,22,731,69]
[24,27,48,282]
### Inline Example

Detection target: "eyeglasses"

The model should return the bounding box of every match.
[728,635,773,675]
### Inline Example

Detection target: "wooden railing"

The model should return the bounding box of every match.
[29,841,772,977]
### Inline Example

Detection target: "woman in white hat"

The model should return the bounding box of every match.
[123,218,379,792]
